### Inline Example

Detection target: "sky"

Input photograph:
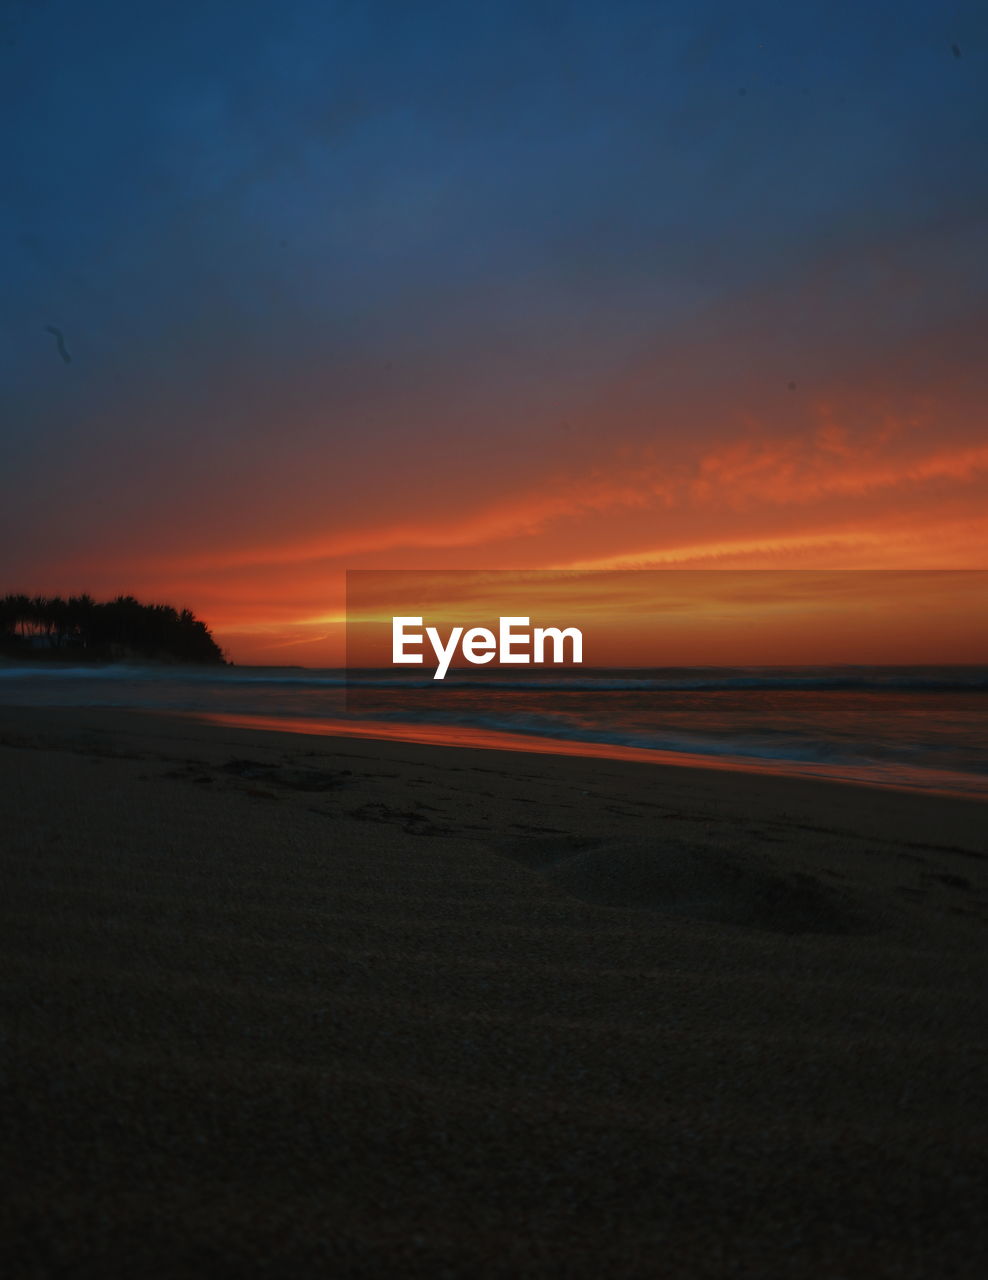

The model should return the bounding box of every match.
[2,0,986,664]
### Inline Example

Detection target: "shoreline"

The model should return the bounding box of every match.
[4,701,988,877]
[193,709,988,802]
[4,662,985,801]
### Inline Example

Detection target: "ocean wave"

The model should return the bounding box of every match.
[3,664,986,692]
[344,673,988,693]
[338,705,876,765]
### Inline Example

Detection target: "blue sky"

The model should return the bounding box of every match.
[2,1,986,659]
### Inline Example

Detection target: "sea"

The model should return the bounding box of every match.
[2,663,987,799]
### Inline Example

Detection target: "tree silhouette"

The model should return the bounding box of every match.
[0,594,227,664]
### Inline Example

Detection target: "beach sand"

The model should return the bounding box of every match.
[1,705,986,1277]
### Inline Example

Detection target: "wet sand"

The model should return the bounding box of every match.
[2,705,986,1277]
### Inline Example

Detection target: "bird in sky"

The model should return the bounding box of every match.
[45,324,71,364]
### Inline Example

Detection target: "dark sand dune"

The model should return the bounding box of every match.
[496,835,875,934]
[1,706,986,1278]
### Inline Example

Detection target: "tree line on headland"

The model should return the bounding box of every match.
[0,594,227,665]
